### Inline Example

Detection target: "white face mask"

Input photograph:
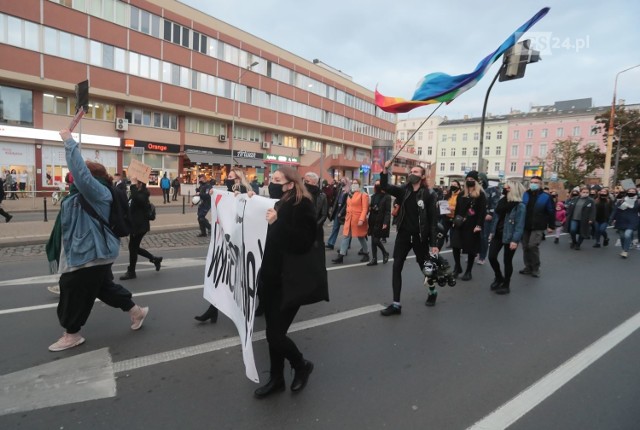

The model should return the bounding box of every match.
[351,184,360,192]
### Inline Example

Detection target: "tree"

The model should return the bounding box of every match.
[595,107,640,183]
[539,137,605,188]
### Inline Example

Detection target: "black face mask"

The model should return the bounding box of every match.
[224,179,235,191]
[502,188,509,196]
[305,183,319,194]
[449,186,459,193]
[466,181,476,188]
[599,195,608,199]
[617,192,625,199]
[571,193,579,197]
[408,174,421,185]
[268,183,284,199]
[627,193,637,198]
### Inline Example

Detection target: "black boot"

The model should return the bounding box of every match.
[382,250,389,264]
[291,360,314,392]
[331,254,344,264]
[254,374,285,399]
[460,256,474,281]
[366,258,377,266]
[0,209,12,222]
[425,292,437,307]
[359,253,370,263]
[495,280,510,295]
[490,278,504,291]
[120,269,136,280]
[194,305,218,323]
[151,256,163,271]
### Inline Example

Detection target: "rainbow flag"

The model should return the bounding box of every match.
[375,7,550,114]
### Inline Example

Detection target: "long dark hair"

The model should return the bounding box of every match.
[277,166,311,205]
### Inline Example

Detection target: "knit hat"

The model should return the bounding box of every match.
[465,170,480,182]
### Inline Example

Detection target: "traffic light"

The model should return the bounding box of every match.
[499,40,540,82]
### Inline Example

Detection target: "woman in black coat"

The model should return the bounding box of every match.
[450,171,487,281]
[120,178,163,280]
[254,166,317,399]
[366,180,391,266]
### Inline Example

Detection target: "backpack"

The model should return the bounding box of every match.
[146,202,156,221]
[78,185,133,238]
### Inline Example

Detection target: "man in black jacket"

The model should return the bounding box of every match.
[380,161,440,315]
[0,177,13,222]
[303,172,328,245]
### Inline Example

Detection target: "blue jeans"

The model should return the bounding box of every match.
[339,235,367,256]
[327,220,342,248]
[618,228,634,252]
[593,222,609,244]
[569,220,584,245]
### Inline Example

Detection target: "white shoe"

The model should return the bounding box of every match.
[130,305,149,330]
[47,285,60,295]
[49,332,85,352]
[620,251,628,259]
[615,239,621,247]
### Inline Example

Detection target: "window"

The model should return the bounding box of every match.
[462,133,468,141]
[527,129,533,138]
[442,134,447,142]
[539,144,547,157]
[449,162,455,172]
[417,147,423,156]
[441,148,446,157]
[556,127,564,137]
[495,146,501,156]
[573,126,580,136]
[541,128,548,138]
[525,145,532,157]
[439,163,445,172]
[511,145,519,157]
[428,131,433,140]
[496,131,503,140]
[0,85,33,126]
[473,132,479,141]
[484,146,490,156]
[427,146,432,156]
[472,147,478,156]
[462,147,467,156]
[450,148,456,156]
[125,107,178,130]
[510,162,517,172]
[417,131,423,140]
[460,162,466,172]
[471,162,477,170]
[513,130,520,140]
[494,162,500,172]
[485,131,491,140]
[451,133,457,142]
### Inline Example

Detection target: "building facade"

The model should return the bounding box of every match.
[396,116,443,185]
[0,0,396,195]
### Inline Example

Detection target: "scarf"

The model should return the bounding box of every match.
[45,177,110,273]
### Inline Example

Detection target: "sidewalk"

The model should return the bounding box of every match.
[0,195,198,247]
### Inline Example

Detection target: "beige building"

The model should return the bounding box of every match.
[396,116,443,185]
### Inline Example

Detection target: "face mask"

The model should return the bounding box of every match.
[571,193,579,197]
[617,192,625,199]
[599,195,608,199]
[305,183,318,194]
[530,183,540,191]
[466,181,476,188]
[351,184,360,192]
[268,183,284,199]
[627,193,637,198]
[224,179,235,191]
[449,186,459,193]
[408,174,421,185]
[502,188,509,196]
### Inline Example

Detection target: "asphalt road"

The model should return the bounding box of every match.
[1,231,639,429]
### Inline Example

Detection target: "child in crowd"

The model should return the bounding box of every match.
[554,201,566,244]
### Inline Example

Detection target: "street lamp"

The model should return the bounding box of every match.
[229,61,259,166]
[603,64,640,186]
[612,118,640,187]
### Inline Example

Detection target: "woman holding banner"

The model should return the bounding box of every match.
[254,166,319,399]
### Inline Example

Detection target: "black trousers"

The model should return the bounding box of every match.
[162,188,170,203]
[58,264,135,334]
[263,287,304,376]
[392,229,428,303]
[198,215,211,235]
[370,236,388,260]
[128,232,154,272]
[488,231,516,282]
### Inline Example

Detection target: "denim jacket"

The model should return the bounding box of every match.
[60,136,119,269]
[490,201,526,244]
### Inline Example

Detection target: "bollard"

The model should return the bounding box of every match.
[44,197,48,222]
[182,195,185,214]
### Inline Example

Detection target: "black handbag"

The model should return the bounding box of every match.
[453,214,466,227]
[281,241,329,310]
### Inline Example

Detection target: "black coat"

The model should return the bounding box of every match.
[450,192,487,254]
[260,193,317,292]
[129,184,151,235]
[367,192,391,238]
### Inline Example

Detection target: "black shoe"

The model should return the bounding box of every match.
[593,243,601,248]
[603,238,609,247]
[119,271,136,280]
[5,214,12,223]
[495,282,510,295]
[196,233,207,237]
[325,244,334,250]
[425,293,437,307]
[554,237,559,244]
[460,272,472,281]
[380,304,401,316]
[382,251,389,264]
[358,249,367,256]
[490,278,504,291]
[194,305,218,323]
[569,242,575,249]
[519,268,532,275]
[291,360,314,392]
[331,254,344,264]
[254,376,285,399]
[152,257,163,271]
[530,270,540,278]
[366,259,377,266]
[453,266,463,279]
[360,254,370,263]
[574,244,581,251]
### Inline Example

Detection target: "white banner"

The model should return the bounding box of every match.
[203,190,275,382]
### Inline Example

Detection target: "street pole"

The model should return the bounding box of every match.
[478,66,504,172]
[603,64,640,187]
[230,61,259,167]
[612,118,640,187]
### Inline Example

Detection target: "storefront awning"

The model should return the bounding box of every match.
[185,153,230,165]
[235,158,264,168]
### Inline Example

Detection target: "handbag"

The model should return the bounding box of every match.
[281,241,329,310]
[453,214,466,227]
[146,202,156,221]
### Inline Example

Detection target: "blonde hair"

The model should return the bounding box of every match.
[463,182,481,198]
[229,167,251,191]
[506,181,525,202]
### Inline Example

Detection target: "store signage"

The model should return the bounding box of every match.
[265,154,299,164]
[122,139,180,153]
[523,165,544,178]
[0,124,120,147]
[234,150,261,159]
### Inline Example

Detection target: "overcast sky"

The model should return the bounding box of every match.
[181,0,640,120]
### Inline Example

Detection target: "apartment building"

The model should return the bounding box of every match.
[395,116,443,185]
[0,0,396,195]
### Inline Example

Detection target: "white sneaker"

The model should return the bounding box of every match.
[48,332,85,352]
[130,305,149,330]
[47,285,60,294]
[615,239,621,247]
[620,251,628,259]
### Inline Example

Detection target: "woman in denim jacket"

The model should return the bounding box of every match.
[488,181,527,295]
[47,130,148,352]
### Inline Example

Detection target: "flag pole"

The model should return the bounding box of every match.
[388,102,443,164]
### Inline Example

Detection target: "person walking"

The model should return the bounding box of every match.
[254,166,317,398]
[592,189,613,248]
[478,177,501,265]
[303,172,328,246]
[441,180,461,247]
[450,171,487,281]
[47,129,148,352]
[379,161,440,314]
[553,201,566,244]
[331,179,369,264]
[366,179,391,266]
[519,176,555,278]
[120,178,163,280]
[194,174,213,237]
[565,186,596,251]
[160,172,171,204]
[610,186,640,259]
[0,176,13,222]
[487,181,526,295]
[325,178,349,250]
[171,176,180,201]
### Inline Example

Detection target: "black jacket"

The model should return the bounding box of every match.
[129,184,151,234]
[380,172,438,247]
[367,192,391,238]
[308,186,328,242]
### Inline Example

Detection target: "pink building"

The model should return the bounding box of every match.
[505,99,607,181]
